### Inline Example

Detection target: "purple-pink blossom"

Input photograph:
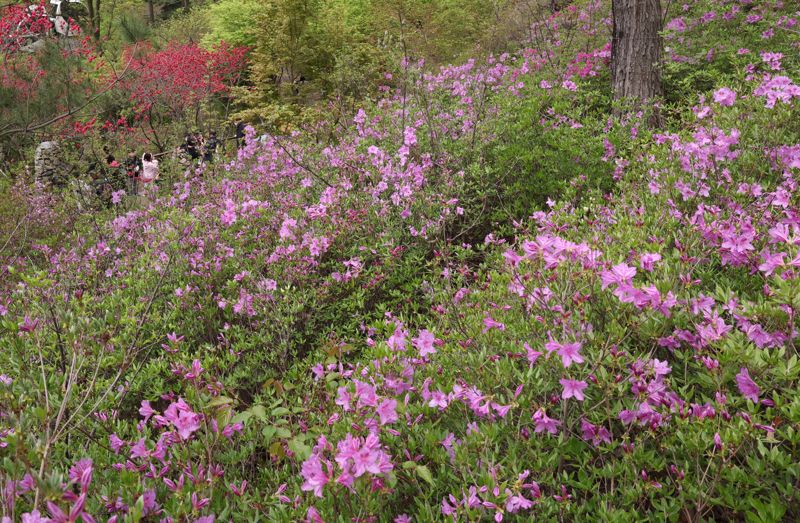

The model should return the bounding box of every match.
[713,87,736,106]
[532,409,561,435]
[546,340,585,368]
[735,368,760,403]
[412,329,437,357]
[560,379,588,401]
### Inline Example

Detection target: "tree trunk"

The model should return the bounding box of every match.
[85,0,96,40]
[147,0,155,24]
[91,0,101,41]
[611,0,663,119]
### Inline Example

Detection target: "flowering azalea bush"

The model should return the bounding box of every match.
[2,0,800,521]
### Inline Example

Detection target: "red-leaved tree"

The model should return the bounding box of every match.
[120,42,248,150]
[0,2,52,55]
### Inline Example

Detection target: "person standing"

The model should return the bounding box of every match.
[183,134,199,163]
[194,132,205,161]
[140,152,159,197]
[235,121,246,148]
[103,146,116,168]
[124,151,142,196]
[203,131,219,163]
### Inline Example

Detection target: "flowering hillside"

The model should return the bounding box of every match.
[2,1,800,522]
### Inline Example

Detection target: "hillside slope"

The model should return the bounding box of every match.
[2,1,800,521]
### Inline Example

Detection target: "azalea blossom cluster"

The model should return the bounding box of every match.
[440,470,542,522]
[300,433,394,499]
[287,6,800,519]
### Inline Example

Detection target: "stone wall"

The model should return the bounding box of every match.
[34,141,67,187]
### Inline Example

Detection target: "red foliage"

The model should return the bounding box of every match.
[0,1,52,54]
[123,42,248,116]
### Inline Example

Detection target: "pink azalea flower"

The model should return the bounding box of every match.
[503,249,523,267]
[220,199,237,226]
[760,51,783,71]
[354,380,378,408]
[754,75,800,108]
[300,454,331,497]
[21,511,48,523]
[142,489,160,516]
[163,399,201,440]
[306,506,325,523]
[505,490,533,512]
[545,340,584,368]
[109,434,125,454]
[387,324,407,351]
[561,80,577,91]
[758,250,785,276]
[376,398,398,425]
[482,314,506,333]
[441,498,457,516]
[735,368,760,403]
[139,400,156,421]
[335,433,394,478]
[600,263,636,289]
[130,438,150,459]
[639,252,662,271]
[713,87,737,106]
[694,105,712,119]
[532,409,560,435]
[428,391,449,409]
[580,419,612,445]
[279,217,297,240]
[492,402,513,417]
[559,379,588,401]
[412,329,437,357]
[335,386,352,411]
[524,342,543,365]
[403,127,417,147]
[111,190,126,204]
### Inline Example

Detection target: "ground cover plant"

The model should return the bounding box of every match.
[1,0,800,522]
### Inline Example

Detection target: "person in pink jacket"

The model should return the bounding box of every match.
[141,153,159,182]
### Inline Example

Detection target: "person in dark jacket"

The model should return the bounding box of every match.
[103,146,116,167]
[235,121,246,148]
[124,151,142,195]
[203,131,219,163]
[181,134,199,162]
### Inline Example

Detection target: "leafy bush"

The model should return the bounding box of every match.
[2,1,800,522]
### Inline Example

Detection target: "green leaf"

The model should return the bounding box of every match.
[231,411,252,425]
[208,396,234,408]
[271,406,290,417]
[415,465,434,486]
[288,437,312,460]
[262,426,276,445]
[250,405,267,421]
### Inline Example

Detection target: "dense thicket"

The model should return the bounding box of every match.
[2,1,800,522]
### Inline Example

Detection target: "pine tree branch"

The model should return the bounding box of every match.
[0,49,134,138]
